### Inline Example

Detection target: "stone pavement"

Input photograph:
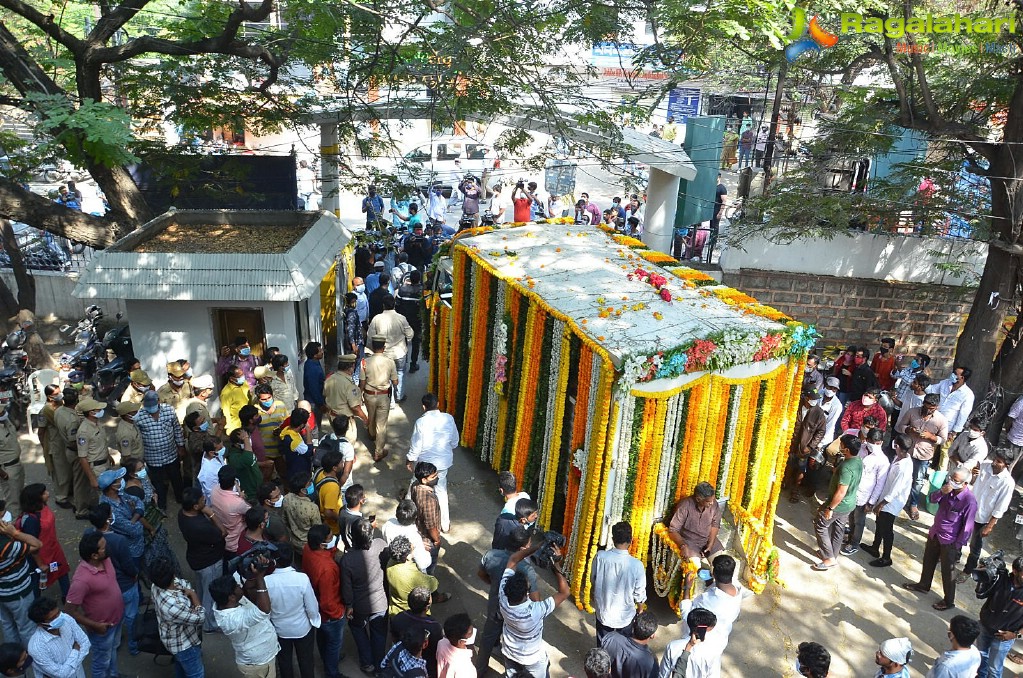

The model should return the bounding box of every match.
[23,367,1023,678]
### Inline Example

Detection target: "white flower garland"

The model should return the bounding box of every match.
[569,353,603,561]
[716,385,743,500]
[480,279,507,463]
[537,319,565,508]
[606,390,634,530]
[654,393,684,517]
[566,445,588,570]
[618,355,647,398]
[652,533,681,599]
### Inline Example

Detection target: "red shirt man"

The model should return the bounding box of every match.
[871,338,897,391]
[302,525,345,621]
[840,389,889,432]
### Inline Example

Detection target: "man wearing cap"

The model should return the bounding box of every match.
[121,369,153,405]
[366,295,414,405]
[39,385,73,509]
[55,388,83,510]
[820,377,844,445]
[786,388,827,503]
[73,397,113,519]
[98,467,146,566]
[185,375,219,434]
[361,337,398,462]
[158,362,194,423]
[115,401,144,460]
[324,355,369,441]
[219,366,251,434]
[0,402,23,518]
[366,261,386,297]
[217,336,261,389]
[135,389,186,510]
[874,637,912,677]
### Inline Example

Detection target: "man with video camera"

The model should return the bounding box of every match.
[974,552,1023,678]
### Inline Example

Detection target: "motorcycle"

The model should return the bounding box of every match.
[0,329,31,429]
[58,305,105,379]
[93,313,133,403]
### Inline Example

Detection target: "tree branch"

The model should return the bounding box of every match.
[0,178,121,248]
[88,0,154,45]
[0,21,68,99]
[880,35,912,128]
[0,0,83,52]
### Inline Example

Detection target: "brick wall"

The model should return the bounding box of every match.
[722,269,974,366]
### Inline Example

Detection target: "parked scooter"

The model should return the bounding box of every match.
[0,328,32,429]
[93,313,133,403]
[58,305,105,379]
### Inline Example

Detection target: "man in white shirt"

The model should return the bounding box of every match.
[948,416,989,472]
[406,392,459,532]
[1004,394,1023,465]
[589,522,646,641]
[842,428,890,556]
[498,470,530,517]
[381,499,432,572]
[682,554,751,651]
[498,541,570,678]
[819,377,844,449]
[658,607,722,678]
[265,544,321,678]
[196,439,225,503]
[366,297,414,404]
[962,450,1015,578]
[925,365,975,441]
[490,183,509,223]
[210,569,280,678]
[27,597,91,678]
[863,433,914,568]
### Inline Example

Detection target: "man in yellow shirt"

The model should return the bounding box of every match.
[219,366,251,434]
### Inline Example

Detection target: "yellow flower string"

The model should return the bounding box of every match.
[539,326,572,527]
[578,366,616,612]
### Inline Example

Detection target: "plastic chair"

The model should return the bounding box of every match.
[26,369,59,434]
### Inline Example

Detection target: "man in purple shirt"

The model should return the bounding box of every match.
[903,467,977,611]
[217,336,261,388]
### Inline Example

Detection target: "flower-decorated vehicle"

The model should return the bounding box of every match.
[425,218,817,611]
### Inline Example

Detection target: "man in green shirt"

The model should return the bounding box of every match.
[226,429,262,501]
[812,434,863,571]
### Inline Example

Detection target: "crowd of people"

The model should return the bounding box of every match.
[788,340,1023,677]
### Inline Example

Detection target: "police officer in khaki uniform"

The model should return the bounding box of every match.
[74,397,112,518]
[38,385,72,508]
[121,369,153,404]
[0,403,24,517]
[115,401,144,460]
[324,354,370,440]
[158,361,194,422]
[54,388,83,513]
[360,336,398,462]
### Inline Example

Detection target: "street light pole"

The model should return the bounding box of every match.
[761,59,788,195]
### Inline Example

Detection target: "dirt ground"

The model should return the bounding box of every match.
[23,361,1023,678]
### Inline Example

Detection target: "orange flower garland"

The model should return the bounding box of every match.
[509,306,547,485]
[461,266,491,448]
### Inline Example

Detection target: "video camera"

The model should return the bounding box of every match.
[972,549,1007,591]
[228,542,278,579]
[533,530,566,570]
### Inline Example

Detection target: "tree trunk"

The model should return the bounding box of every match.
[0,221,34,313]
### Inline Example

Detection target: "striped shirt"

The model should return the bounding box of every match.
[0,537,31,602]
[256,401,288,458]
[133,404,184,466]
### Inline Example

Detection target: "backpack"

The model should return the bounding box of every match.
[314,472,339,507]
[135,597,171,658]
[313,436,341,469]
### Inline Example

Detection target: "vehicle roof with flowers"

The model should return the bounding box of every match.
[454,220,817,386]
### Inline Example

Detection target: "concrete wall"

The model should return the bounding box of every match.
[124,299,305,390]
[0,271,126,321]
[719,232,987,287]
[723,269,973,367]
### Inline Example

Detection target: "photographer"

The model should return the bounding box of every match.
[210,556,279,678]
[975,553,1023,678]
[497,534,570,677]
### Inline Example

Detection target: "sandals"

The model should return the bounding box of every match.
[909,507,920,520]
[902,582,929,593]
[932,601,953,611]
[373,450,389,463]
[811,561,836,571]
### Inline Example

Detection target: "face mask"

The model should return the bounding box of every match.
[284,366,291,374]
[861,396,875,406]
[880,346,890,354]
[72,382,84,391]
[198,420,210,432]
[234,481,241,495]
[137,468,148,479]
[853,357,865,366]
[322,535,338,550]
[118,479,126,491]
[950,373,959,382]
[272,496,284,508]
[185,369,193,378]
[306,484,316,497]
[425,477,439,487]
[144,404,159,414]
[355,284,366,293]
[133,383,146,392]
[259,400,272,410]
[46,613,67,631]
[910,359,920,370]
[969,430,983,439]
[464,627,477,646]
[795,659,803,675]
[216,447,226,459]
[170,378,184,386]
[807,399,820,407]
[0,511,11,523]
[93,409,105,419]
[232,377,245,386]
[824,388,837,397]
[804,366,812,373]
[239,347,251,357]
[950,480,965,490]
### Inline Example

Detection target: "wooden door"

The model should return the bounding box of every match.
[212,308,266,359]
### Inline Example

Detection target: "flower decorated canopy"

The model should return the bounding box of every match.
[457,221,816,384]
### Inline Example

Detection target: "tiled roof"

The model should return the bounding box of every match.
[73,210,350,302]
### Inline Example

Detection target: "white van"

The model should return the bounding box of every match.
[395,136,497,195]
